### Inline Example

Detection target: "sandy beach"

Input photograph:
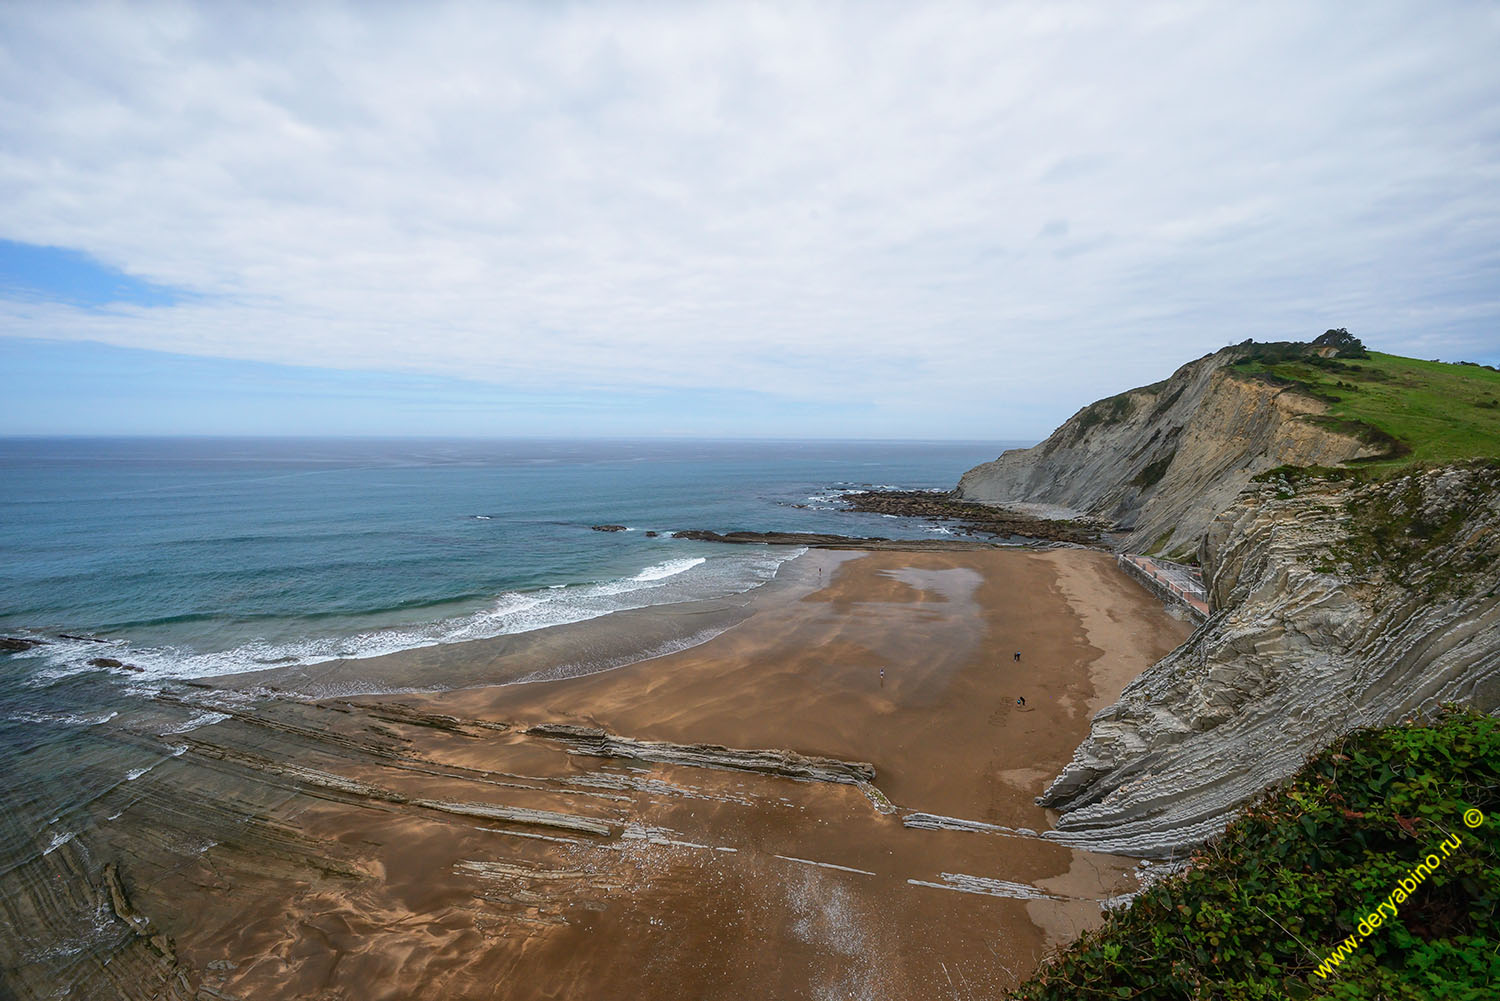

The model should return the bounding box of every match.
[51,546,1190,1001]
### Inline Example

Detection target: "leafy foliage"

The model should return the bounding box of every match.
[1312,328,1370,358]
[1010,709,1500,1000]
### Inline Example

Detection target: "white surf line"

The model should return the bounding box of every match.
[773,854,876,876]
[906,872,1069,901]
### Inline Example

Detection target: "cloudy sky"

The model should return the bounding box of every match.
[2,1,1497,438]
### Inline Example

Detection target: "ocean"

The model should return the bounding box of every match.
[0,436,1018,717]
[1,436,1025,981]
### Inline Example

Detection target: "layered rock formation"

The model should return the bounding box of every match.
[958,341,1500,855]
[525,722,878,785]
[956,345,1382,555]
[1037,464,1500,855]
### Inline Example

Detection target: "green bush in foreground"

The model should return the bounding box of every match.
[1012,709,1500,1000]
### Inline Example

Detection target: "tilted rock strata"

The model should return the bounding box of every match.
[525,723,878,785]
[956,346,1380,554]
[1037,465,1500,856]
[103,864,177,963]
[410,799,614,836]
[181,732,618,837]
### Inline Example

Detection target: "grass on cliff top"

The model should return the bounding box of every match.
[1229,351,1500,472]
[1011,708,1500,1001]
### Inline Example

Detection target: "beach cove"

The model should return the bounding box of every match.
[8,544,1191,1000]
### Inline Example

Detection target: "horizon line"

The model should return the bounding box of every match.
[0,432,1035,444]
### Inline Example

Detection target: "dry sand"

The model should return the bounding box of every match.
[115,546,1190,1000]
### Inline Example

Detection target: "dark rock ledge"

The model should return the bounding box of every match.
[839,489,1101,544]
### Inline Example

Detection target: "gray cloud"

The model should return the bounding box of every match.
[1,1,1497,437]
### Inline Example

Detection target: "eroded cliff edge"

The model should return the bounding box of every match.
[1037,463,1500,856]
[955,344,1383,555]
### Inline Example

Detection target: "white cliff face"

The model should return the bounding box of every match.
[1036,464,1500,857]
[955,346,1381,555]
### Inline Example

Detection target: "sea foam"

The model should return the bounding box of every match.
[18,549,799,685]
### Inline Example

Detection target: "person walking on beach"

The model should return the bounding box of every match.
[1013,651,1021,662]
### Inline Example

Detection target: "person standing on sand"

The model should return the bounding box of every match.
[1016,696,1026,708]
[1013,651,1021,662]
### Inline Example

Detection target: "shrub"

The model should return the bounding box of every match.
[1010,709,1500,1000]
[1313,328,1370,359]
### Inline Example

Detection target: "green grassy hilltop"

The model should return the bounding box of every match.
[1011,709,1500,1001]
[1229,345,1500,472]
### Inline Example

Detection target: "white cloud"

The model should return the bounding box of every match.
[1,0,1497,436]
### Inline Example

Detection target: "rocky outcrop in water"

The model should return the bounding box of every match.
[839,490,1100,543]
[103,863,177,963]
[1037,463,1500,856]
[955,344,1383,555]
[669,529,1016,551]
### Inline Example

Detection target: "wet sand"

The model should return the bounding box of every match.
[38,547,1190,1000]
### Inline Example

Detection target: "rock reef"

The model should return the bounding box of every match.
[669,529,1008,551]
[839,489,1100,543]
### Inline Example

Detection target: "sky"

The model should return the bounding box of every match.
[1,1,1498,439]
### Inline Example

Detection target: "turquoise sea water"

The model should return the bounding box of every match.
[0,436,1021,962]
[1,437,1018,704]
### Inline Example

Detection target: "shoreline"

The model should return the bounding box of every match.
[192,529,1102,700]
[4,498,1082,692]
[198,545,842,698]
[9,543,1191,1000]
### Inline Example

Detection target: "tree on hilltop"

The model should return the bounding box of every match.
[1312,327,1369,358]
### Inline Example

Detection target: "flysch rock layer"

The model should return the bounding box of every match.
[955,345,1382,555]
[1037,465,1500,856]
[525,723,878,785]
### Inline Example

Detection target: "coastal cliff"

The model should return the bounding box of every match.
[968,338,1500,857]
[1038,463,1500,855]
[955,343,1383,556]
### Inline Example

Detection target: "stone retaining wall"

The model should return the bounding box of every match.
[1118,554,1208,622]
